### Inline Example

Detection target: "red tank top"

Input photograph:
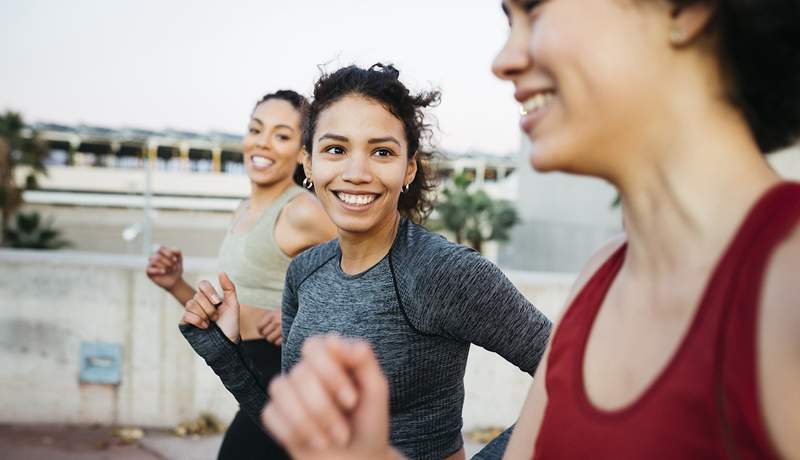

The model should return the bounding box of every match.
[534,182,800,459]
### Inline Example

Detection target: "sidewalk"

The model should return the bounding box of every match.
[0,424,487,459]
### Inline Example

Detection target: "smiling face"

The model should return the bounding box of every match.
[493,0,676,177]
[242,98,304,187]
[305,95,417,235]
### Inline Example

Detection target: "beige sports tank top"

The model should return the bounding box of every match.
[218,185,305,310]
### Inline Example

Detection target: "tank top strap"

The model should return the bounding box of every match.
[255,184,306,229]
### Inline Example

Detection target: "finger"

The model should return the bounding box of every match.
[193,291,219,322]
[158,246,177,260]
[185,299,211,323]
[257,311,275,329]
[303,336,359,410]
[180,310,209,329]
[287,361,351,447]
[275,336,282,346]
[147,254,173,270]
[268,374,331,449]
[346,341,390,436]
[146,266,168,276]
[266,328,281,344]
[218,273,238,304]
[197,280,223,306]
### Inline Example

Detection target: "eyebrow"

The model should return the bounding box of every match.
[250,118,295,132]
[317,133,349,143]
[368,136,401,147]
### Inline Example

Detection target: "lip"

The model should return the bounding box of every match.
[516,87,557,134]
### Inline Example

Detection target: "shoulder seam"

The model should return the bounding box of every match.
[297,251,338,290]
[387,251,440,338]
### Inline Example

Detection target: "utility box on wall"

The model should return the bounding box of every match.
[79,341,123,385]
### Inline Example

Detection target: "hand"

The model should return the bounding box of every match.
[146,246,184,290]
[180,273,241,343]
[257,309,283,346]
[262,335,400,460]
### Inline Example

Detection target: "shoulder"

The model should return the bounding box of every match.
[392,219,474,265]
[761,224,800,344]
[282,192,334,232]
[562,233,626,308]
[392,220,500,291]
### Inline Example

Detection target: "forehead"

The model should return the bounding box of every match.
[252,99,300,125]
[316,95,406,141]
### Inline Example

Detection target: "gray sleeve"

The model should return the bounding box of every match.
[179,323,268,429]
[281,260,299,361]
[412,247,552,374]
[471,424,515,460]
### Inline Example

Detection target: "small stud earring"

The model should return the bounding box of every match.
[670,28,687,43]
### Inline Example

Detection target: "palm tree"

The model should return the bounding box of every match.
[0,111,49,246]
[434,173,520,254]
[3,211,71,249]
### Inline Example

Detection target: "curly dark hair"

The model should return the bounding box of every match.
[254,90,309,186]
[303,63,441,223]
[672,0,800,152]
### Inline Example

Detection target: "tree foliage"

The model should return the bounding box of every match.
[434,173,520,253]
[1,111,53,246]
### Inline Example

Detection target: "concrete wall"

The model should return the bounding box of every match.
[0,249,573,431]
[500,144,800,272]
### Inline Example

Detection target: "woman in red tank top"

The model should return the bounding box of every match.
[219,1,800,460]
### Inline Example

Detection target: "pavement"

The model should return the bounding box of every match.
[0,424,486,459]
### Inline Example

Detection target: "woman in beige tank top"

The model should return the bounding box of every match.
[145,90,336,460]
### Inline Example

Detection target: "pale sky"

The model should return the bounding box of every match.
[0,0,524,155]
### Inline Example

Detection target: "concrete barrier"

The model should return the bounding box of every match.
[0,249,573,431]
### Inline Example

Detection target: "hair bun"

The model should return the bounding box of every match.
[369,63,401,80]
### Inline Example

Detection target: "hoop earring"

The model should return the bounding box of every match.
[402,183,410,193]
[302,177,314,190]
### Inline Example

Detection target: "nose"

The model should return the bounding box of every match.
[341,153,373,184]
[255,132,271,149]
[492,25,532,81]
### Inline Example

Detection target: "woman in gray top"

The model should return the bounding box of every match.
[180,64,552,460]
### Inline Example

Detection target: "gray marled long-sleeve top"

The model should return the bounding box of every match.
[181,219,551,459]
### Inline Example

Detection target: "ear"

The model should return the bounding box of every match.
[295,146,305,165]
[404,152,418,187]
[302,150,313,180]
[669,1,717,46]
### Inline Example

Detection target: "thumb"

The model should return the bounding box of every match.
[345,342,390,440]
[218,272,238,303]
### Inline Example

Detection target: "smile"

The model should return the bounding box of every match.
[334,191,379,207]
[519,91,556,116]
[251,155,274,169]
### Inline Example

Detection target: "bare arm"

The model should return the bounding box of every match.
[759,228,800,459]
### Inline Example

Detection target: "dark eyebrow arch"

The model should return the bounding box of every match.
[250,117,263,126]
[317,133,349,143]
[368,136,401,147]
[274,124,295,132]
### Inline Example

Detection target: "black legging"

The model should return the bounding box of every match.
[217,339,289,460]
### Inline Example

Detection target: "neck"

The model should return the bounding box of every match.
[248,177,294,210]
[338,212,402,275]
[614,97,780,277]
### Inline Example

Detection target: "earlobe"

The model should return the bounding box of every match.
[302,153,313,179]
[406,153,418,186]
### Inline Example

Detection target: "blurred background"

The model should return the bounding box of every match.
[1,1,799,458]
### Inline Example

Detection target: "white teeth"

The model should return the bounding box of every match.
[251,156,274,168]
[520,92,556,116]
[336,192,377,206]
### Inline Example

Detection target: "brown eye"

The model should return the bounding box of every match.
[324,146,345,155]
